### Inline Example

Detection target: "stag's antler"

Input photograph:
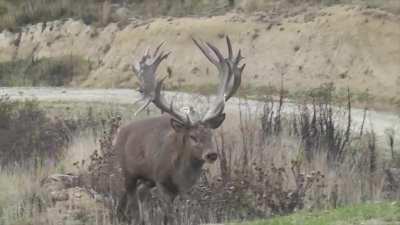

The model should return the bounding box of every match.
[192,36,245,123]
[133,36,244,126]
[132,44,191,124]
[132,43,168,115]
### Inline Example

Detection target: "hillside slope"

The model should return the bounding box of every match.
[0,5,399,104]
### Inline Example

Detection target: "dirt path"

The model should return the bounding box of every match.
[1,87,399,146]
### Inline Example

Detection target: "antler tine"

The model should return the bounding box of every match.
[153,42,164,57]
[205,42,225,63]
[224,42,245,101]
[154,51,171,69]
[192,38,218,66]
[225,63,244,100]
[226,36,233,60]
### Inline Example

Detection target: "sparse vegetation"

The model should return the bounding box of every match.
[0,0,115,31]
[0,90,399,224]
[0,95,71,167]
[47,88,396,224]
[0,0,231,31]
[0,0,399,224]
[169,82,400,112]
[0,55,90,87]
[0,0,398,31]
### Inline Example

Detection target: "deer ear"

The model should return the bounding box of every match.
[170,118,186,132]
[204,113,225,129]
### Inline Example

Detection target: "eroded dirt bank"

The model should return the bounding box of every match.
[1,5,399,102]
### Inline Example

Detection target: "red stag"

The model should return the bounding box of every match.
[115,36,245,224]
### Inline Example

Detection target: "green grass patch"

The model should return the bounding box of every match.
[237,202,400,225]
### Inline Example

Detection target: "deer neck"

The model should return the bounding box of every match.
[170,134,203,191]
[154,132,203,193]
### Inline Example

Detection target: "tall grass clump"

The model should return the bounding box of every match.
[0,0,115,31]
[0,0,232,31]
[0,55,90,87]
[0,95,71,167]
[0,99,146,225]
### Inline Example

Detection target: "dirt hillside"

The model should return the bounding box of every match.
[0,5,399,104]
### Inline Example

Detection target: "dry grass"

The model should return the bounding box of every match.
[237,0,400,14]
[0,92,398,224]
[0,0,398,32]
[0,55,91,87]
[0,164,55,225]
[0,0,112,31]
[0,0,230,31]
[75,92,393,224]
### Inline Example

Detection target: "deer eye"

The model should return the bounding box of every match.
[189,135,198,143]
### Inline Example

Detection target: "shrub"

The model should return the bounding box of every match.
[0,0,232,30]
[0,0,110,31]
[0,95,71,167]
[0,55,90,87]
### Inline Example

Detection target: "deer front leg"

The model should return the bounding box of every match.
[121,177,139,223]
[116,192,128,222]
[136,181,153,225]
[157,182,177,225]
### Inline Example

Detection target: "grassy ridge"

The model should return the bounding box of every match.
[239,202,400,225]
[0,0,398,31]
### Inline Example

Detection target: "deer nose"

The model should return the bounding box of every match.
[205,152,218,163]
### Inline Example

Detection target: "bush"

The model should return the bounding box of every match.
[0,0,232,31]
[0,95,71,167]
[0,0,109,31]
[0,55,90,87]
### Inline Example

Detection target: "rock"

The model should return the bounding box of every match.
[41,173,80,192]
[38,174,109,224]
[50,190,69,202]
[44,187,109,225]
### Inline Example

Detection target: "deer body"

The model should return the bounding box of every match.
[116,115,212,194]
[116,37,245,225]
